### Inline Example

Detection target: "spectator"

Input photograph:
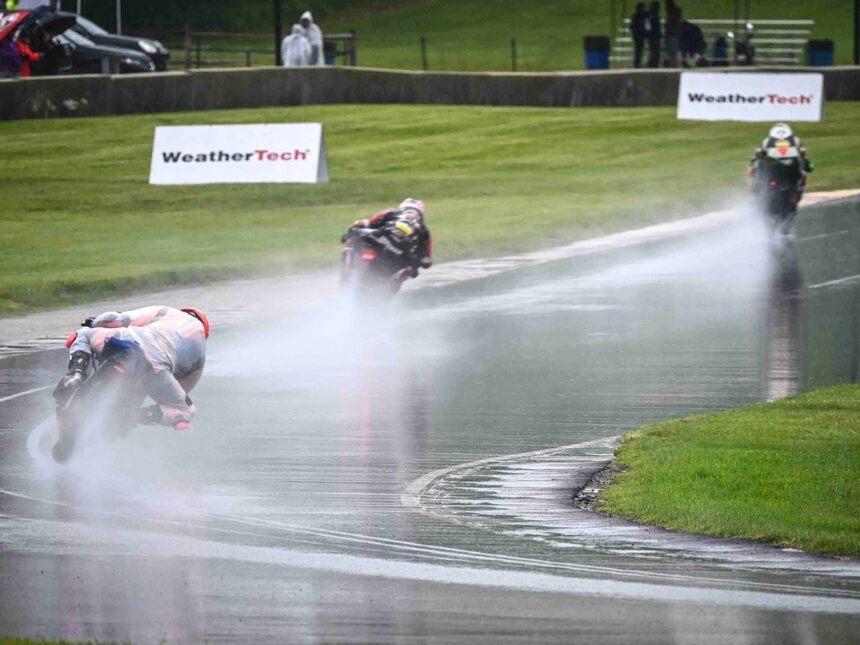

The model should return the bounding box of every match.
[735,26,755,66]
[15,28,41,77]
[664,1,682,67]
[712,35,729,66]
[679,19,706,67]
[0,34,21,76]
[630,3,647,69]
[296,10,324,66]
[645,1,661,68]
[281,24,311,66]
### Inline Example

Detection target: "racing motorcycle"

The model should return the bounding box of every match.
[751,155,805,234]
[51,337,149,463]
[340,223,419,298]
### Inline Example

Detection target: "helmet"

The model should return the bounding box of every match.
[181,307,210,339]
[769,123,793,140]
[398,198,425,218]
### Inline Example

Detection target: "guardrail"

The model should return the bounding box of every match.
[613,18,814,67]
[123,27,358,68]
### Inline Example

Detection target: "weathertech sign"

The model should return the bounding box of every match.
[149,124,329,184]
[677,73,823,122]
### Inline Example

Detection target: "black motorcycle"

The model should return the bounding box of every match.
[752,156,805,233]
[52,338,149,463]
[340,225,418,298]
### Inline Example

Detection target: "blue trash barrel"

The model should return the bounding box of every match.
[324,40,336,65]
[808,39,834,66]
[584,35,610,69]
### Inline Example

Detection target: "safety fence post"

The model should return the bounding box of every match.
[184,25,192,69]
[855,0,860,65]
[273,0,283,66]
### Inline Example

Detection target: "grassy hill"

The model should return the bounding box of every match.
[2,102,859,314]
[322,0,855,70]
[601,384,860,557]
[137,0,856,70]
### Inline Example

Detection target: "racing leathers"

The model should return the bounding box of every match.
[748,132,813,199]
[59,306,206,430]
[348,207,432,278]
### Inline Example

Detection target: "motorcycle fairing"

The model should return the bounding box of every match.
[767,139,800,161]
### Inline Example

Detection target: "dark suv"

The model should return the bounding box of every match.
[54,29,155,74]
[62,13,169,71]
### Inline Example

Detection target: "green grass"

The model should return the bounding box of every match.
[3,102,860,315]
[599,384,860,557]
[325,0,856,71]
[164,0,857,71]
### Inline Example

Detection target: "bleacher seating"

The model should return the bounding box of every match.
[612,18,815,67]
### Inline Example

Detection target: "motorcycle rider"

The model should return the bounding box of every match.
[54,305,209,431]
[344,198,433,279]
[747,122,814,197]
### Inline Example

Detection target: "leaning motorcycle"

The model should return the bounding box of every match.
[751,156,805,234]
[340,223,418,298]
[51,337,149,463]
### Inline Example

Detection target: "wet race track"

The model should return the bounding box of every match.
[1,199,859,644]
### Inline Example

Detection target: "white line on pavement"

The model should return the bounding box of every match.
[0,385,52,404]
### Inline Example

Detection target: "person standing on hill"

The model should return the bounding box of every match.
[297,10,324,66]
[664,1,682,67]
[14,29,41,77]
[679,18,706,67]
[645,1,662,68]
[630,3,648,69]
[281,24,311,66]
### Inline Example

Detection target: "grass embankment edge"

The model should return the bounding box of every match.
[4,103,860,316]
[595,384,860,558]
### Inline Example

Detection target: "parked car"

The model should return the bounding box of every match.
[0,8,154,76]
[54,28,155,74]
[61,12,169,71]
[0,8,75,76]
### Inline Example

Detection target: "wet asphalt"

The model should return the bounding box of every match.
[0,199,859,644]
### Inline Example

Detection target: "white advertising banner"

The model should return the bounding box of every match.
[677,72,824,122]
[149,123,329,185]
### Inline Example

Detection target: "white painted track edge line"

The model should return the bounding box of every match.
[0,384,52,404]
[401,437,619,508]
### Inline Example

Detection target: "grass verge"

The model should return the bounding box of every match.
[3,102,860,315]
[598,384,860,557]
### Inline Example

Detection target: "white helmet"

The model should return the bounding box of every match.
[769,123,793,139]
[398,198,425,218]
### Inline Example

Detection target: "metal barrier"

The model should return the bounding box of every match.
[612,18,814,67]
[171,29,357,69]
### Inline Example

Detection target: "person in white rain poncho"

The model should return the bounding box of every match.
[281,24,311,66]
[296,10,324,66]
